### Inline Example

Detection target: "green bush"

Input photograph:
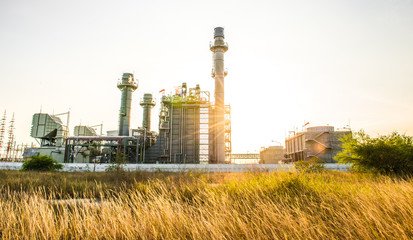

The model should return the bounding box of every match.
[294,157,325,173]
[106,153,126,172]
[335,131,413,175]
[22,155,63,171]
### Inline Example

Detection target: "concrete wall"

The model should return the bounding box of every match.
[0,162,350,172]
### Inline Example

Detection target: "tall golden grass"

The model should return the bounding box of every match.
[0,170,413,239]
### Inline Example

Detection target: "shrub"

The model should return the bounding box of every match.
[294,157,325,173]
[21,155,63,171]
[335,131,413,175]
[106,153,126,172]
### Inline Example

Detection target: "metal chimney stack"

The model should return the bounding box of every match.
[210,27,228,163]
[117,73,138,136]
[140,93,156,131]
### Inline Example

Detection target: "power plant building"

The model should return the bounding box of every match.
[25,27,232,164]
[285,126,351,163]
[144,83,210,163]
[259,146,285,164]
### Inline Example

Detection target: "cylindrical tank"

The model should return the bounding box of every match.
[117,73,138,136]
[140,93,156,131]
[210,27,228,164]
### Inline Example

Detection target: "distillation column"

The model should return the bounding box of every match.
[117,73,138,136]
[210,27,228,163]
[140,93,156,131]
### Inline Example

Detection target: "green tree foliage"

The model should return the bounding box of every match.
[294,157,325,173]
[21,155,63,171]
[335,131,413,175]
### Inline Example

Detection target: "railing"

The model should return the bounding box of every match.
[209,42,229,49]
[231,153,260,159]
[117,80,138,88]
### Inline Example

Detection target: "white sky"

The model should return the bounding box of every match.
[1,0,413,153]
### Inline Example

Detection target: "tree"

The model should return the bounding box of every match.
[335,131,413,175]
[22,155,63,171]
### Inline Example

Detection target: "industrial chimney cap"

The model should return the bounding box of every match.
[214,27,224,38]
[122,73,134,80]
[143,93,153,99]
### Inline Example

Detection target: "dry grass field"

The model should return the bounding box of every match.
[0,170,412,239]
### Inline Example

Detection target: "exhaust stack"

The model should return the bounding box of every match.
[117,73,138,136]
[210,27,228,163]
[140,93,156,131]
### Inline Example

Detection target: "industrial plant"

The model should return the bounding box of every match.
[284,126,351,163]
[6,27,352,166]
[23,27,232,164]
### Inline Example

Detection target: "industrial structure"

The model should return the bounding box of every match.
[285,126,351,163]
[209,27,229,164]
[117,73,138,136]
[0,111,27,161]
[23,27,232,164]
[73,126,98,137]
[30,113,68,147]
[140,93,156,131]
[259,146,285,164]
[0,111,6,156]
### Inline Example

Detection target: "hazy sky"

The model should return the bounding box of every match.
[1,0,412,152]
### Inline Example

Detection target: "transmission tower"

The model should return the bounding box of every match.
[5,113,15,160]
[0,111,6,157]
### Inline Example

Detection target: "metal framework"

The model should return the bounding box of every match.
[5,113,15,160]
[64,136,137,163]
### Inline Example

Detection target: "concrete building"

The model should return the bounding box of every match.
[285,126,351,163]
[259,146,285,164]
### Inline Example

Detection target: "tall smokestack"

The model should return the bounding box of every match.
[210,27,228,163]
[140,93,156,131]
[117,73,138,136]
